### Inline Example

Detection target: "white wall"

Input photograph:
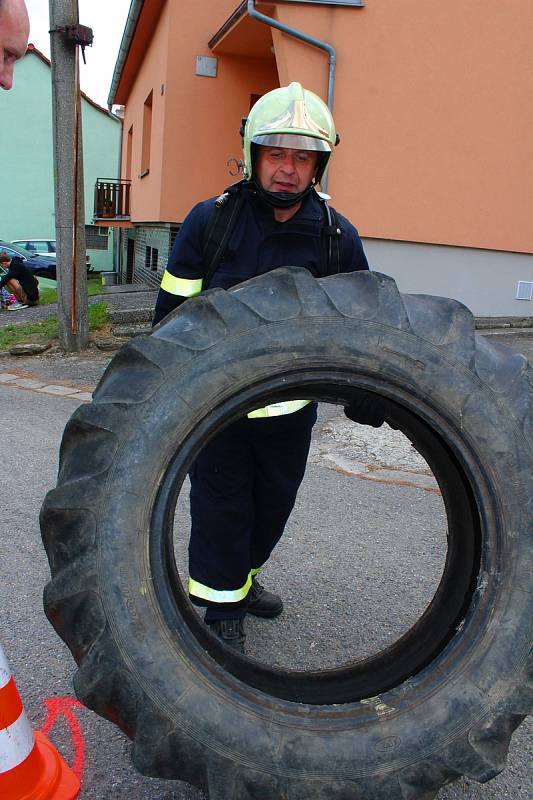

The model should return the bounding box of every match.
[363,239,533,318]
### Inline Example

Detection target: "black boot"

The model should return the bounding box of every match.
[207,618,246,653]
[247,579,283,619]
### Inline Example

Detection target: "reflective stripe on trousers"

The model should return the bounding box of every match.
[188,568,262,604]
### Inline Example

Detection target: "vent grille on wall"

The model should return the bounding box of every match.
[516,281,533,301]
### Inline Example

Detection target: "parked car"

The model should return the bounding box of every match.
[11,238,91,270]
[0,241,57,279]
[12,238,56,258]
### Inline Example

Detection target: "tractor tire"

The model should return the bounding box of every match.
[41,267,532,800]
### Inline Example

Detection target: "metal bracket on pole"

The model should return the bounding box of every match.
[50,23,93,63]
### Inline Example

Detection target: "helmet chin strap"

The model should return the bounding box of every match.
[253,180,315,209]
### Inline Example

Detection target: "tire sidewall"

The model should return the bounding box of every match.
[88,315,532,777]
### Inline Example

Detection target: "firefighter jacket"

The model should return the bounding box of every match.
[153,185,369,326]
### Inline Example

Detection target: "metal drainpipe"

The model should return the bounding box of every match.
[247,0,337,192]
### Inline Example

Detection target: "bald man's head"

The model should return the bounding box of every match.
[0,0,30,90]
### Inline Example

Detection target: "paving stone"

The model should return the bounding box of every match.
[76,392,93,402]
[0,373,20,383]
[11,378,46,389]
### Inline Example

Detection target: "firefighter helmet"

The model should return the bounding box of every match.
[242,82,337,207]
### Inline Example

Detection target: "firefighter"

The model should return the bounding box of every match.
[153,83,370,653]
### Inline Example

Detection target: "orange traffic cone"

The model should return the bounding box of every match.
[0,643,80,799]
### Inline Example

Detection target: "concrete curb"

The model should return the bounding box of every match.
[104,305,533,330]
[474,316,533,330]
[112,323,151,338]
[104,305,533,341]
[108,308,153,324]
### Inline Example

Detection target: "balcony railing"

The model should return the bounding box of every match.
[94,178,131,220]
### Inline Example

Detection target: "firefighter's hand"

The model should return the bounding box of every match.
[344,391,390,428]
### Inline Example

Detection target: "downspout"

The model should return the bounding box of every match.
[247,0,336,192]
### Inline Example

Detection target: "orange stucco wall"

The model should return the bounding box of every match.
[118,0,531,253]
[160,0,279,220]
[120,1,169,222]
[274,0,533,253]
[120,0,279,224]
[160,47,278,221]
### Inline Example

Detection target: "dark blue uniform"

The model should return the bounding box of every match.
[154,186,369,619]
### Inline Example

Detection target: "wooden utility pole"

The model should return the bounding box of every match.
[49,0,89,351]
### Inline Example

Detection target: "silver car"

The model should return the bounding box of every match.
[11,239,91,269]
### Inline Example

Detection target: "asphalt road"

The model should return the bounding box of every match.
[0,333,531,799]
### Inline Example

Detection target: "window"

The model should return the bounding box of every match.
[126,125,133,180]
[1,246,18,258]
[26,240,55,253]
[85,225,109,250]
[141,91,153,176]
[145,246,159,271]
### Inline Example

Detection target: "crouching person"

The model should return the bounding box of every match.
[0,253,39,309]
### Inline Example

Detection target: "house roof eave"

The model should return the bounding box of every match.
[209,2,277,58]
[108,0,167,109]
[26,44,120,120]
[107,0,145,109]
[208,1,248,50]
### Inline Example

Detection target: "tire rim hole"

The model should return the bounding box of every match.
[150,377,481,704]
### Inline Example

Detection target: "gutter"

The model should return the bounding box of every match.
[107,0,144,109]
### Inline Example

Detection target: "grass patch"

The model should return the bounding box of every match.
[89,302,108,329]
[88,277,104,296]
[38,275,104,306]
[0,302,108,351]
[0,317,59,350]
[39,287,59,305]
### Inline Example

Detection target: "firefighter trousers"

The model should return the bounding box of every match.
[188,402,317,619]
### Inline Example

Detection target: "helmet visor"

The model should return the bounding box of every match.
[251,133,331,152]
